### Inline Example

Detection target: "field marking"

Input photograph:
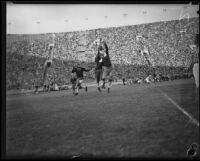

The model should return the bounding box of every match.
[157,87,199,127]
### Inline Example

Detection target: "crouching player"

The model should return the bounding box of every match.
[71,64,90,95]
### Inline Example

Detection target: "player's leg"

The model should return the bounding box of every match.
[78,78,84,90]
[85,82,88,92]
[107,68,113,93]
[34,85,39,94]
[95,69,102,92]
[97,70,102,92]
[72,83,76,95]
[193,63,199,88]
[70,77,76,95]
[77,78,87,92]
[193,63,199,103]
[127,79,130,85]
[77,79,81,89]
[122,78,126,85]
[42,60,52,86]
[101,67,107,89]
[74,78,80,95]
[43,74,49,92]
[73,78,78,95]
[80,78,88,92]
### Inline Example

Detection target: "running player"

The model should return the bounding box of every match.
[71,63,90,95]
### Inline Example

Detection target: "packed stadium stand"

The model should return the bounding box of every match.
[6,17,199,90]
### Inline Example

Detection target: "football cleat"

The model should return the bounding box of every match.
[107,88,110,93]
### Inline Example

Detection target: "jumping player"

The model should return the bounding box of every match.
[96,38,113,93]
[136,36,152,66]
[71,63,90,95]
[94,46,103,92]
[136,35,156,82]
[93,38,104,92]
[42,34,56,88]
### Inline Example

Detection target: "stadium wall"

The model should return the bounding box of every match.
[6,17,199,90]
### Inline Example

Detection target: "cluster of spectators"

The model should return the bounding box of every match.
[6,17,199,90]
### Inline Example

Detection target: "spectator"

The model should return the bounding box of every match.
[6,17,198,90]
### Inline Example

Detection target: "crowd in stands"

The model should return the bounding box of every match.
[6,17,199,90]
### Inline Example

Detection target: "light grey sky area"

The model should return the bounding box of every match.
[6,3,199,34]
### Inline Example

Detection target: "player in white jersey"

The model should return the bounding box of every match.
[136,35,152,66]
[136,35,156,83]
[42,34,56,88]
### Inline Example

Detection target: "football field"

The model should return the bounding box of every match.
[6,79,199,159]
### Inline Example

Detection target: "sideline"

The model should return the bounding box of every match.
[157,87,199,127]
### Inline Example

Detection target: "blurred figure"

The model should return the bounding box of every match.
[98,38,113,93]
[145,75,153,84]
[136,35,156,80]
[193,63,199,85]
[122,77,126,85]
[71,63,90,95]
[189,43,199,103]
[42,34,56,88]
[94,41,103,92]
[94,38,113,93]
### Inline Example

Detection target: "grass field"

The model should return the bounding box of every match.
[6,79,199,159]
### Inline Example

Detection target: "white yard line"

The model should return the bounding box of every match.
[157,87,199,127]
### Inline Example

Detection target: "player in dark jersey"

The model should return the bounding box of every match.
[99,40,113,93]
[94,45,104,92]
[71,64,90,95]
[122,77,126,85]
[70,72,77,95]
[93,38,113,93]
